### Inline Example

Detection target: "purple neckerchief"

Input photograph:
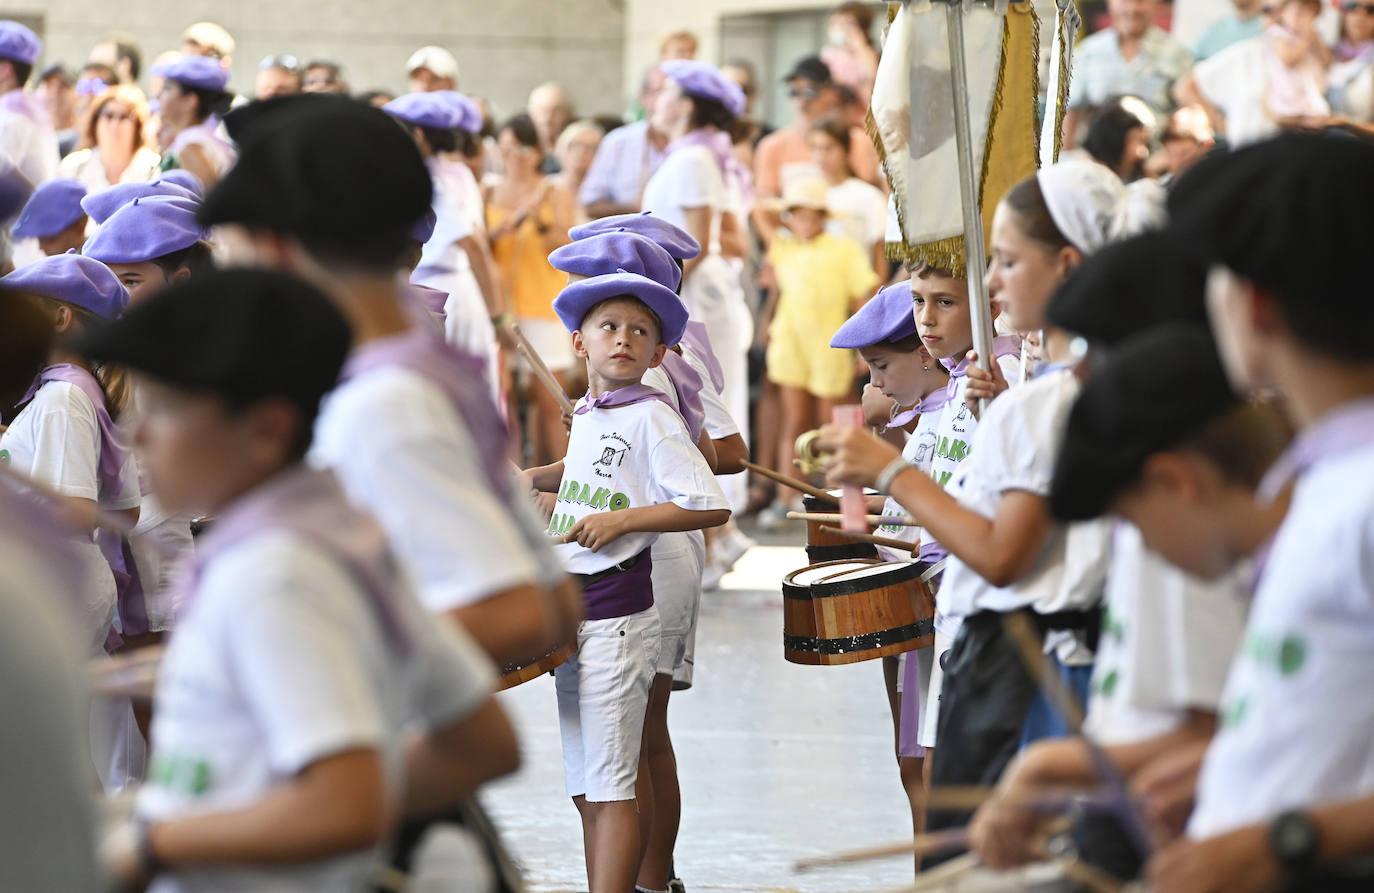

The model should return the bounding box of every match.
[407,283,449,319]
[657,351,706,442]
[1258,398,1374,503]
[0,476,84,602]
[917,539,947,567]
[574,384,675,415]
[174,466,411,651]
[0,89,51,127]
[1032,360,1075,380]
[668,128,754,206]
[940,335,1022,402]
[888,386,954,430]
[680,321,725,393]
[23,366,152,639]
[342,328,512,501]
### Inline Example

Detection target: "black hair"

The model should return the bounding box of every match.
[1172,402,1291,490]
[355,89,394,106]
[10,59,32,86]
[1002,175,1073,253]
[416,124,459,154]
[114,41,141,80]
[299,231,412,274]
[151,241,216,278]
[686,94,735,132]
[304,60,340,78]
[178,82,234,122]
[1082,102,1146,176]
[0,288,53,410]
[222,393,318,462]
[500,113,540,150]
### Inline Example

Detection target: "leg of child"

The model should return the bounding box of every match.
[751,380,782,510]
[638,675,678,891]
[776,384,817,495]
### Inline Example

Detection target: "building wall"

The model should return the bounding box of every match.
[4,0,626,120]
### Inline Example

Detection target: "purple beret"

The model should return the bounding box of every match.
[0,21,42,66]
[152,55,230,93]
[660,60,747,118]
[549,230,681,291]
[12,179,87,239]
[410,208,437,243]
[2,252,129,319]
[830,281,919,349]
[554,270,689,346]
[569,211,700,260]
[83,196,205,264]
[160,169,205,197]
[82,179,200,225]
[384,90,482,133]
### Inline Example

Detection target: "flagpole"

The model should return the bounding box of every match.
[941,0,996,386]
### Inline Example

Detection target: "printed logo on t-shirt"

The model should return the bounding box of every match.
[149,752,215,797]
[593,432,632,479]
[1219,630,1307,730]
[0,449,8,465]
[547,476,632,536]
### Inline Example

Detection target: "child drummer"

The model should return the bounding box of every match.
[524,270,730,893]
[87,269,519,890]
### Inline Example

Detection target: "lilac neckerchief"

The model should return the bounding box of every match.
[1258,398,1374,503]
[680,321,725,393]
[407,283,449,319]
[0,477,84,601]
[575,384,675,415]
[23,366,152,639]
[175,466,411,651]
[0,89,51,126]
[940,334,1022,403]
[889,385,954,430]
[657,351,706,442]
[1031,360,1076,380]
[342,328,512,501]
[668,127,754,207]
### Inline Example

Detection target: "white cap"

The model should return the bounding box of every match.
[405,46,459,82]
[182,21,236,59]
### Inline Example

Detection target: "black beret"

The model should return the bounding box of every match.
[77,269,351,418]
[1046,231,1210,346]
[1166,132,1374,319]
[1049,324,1238,522]
[199,98,431,243]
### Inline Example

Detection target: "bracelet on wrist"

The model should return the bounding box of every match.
[135,819,167,878]
[875,457,912,495]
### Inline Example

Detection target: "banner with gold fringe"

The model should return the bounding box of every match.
[870,0,1047,276]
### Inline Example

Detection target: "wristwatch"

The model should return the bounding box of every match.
[1269,810,1320,877]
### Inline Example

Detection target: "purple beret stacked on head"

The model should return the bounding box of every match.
[12,179,87,239]
[569,211,700,260]
[152,55,230,93]
[549,230,682,291]
[410,208,437,244]
[384,90,482,133]
[2,252,129,320]
[82,179,200,225]
[660,60,747,118]
[83,196,206,264]
[0,21,42,66]
[160,169,205,197]
[554,270,690,346]
[830,281,919,349]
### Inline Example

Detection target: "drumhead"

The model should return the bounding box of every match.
[787,560,878,585]
[827,562,912,581]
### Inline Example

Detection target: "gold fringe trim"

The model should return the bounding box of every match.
[1050,1,1081,162]
[1028,1,1043,163]
[885,235,968,273]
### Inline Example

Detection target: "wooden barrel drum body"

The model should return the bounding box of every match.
[801,492,878,563]
[781,559,936,665]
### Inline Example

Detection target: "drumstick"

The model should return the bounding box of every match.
[0,462,134,534]
[909,852,980,891]
[795,827,969,871]
[742,460,836,503]
[921,783,1107,812]
[787,511,919,526]
[818,525,915,552]
[507,321,576,417]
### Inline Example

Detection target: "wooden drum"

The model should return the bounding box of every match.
[781,560,936,665]
[801,491,879,563]
[497,643,576,691]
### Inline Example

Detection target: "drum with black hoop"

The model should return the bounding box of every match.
[801,489,880,563]
[781,559,936,665]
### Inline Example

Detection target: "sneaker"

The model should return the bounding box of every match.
[702,558,727,592]
[668,879,687,893]
[754,502,791,532]
[716,527,756,571]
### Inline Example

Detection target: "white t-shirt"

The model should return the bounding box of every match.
[927,354,1023,490]
[310,365,551,612]
[1085,523,1249,746]
[938,371,1110,621]
[640,144,725,237]
[138,531,493,893]
[0,533,102,892]
[0,380,141,652]
[1193,37,1277,148]
[57,147,163,194]
[551,399,728,575]
[825,177,887,255]
[875,410,943,562]
[0,100,58,189]
[1189,441,1374,839]
[419,158,479,280]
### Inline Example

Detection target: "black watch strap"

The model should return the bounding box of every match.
[1269,810,1320,877]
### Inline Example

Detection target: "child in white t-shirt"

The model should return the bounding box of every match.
[88,269,517,892]
[525,271,730,893]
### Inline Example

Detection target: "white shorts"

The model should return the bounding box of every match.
[555,605,662,802]
[652,532,704,677]
[918,628,955,749]
[515,316,576,374]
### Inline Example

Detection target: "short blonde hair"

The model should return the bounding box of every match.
[659,30,699,58]
[555,119,604,157]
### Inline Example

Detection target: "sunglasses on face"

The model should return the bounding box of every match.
[788,86,819,101]
[98,108,135,123]
[1344,2,1374,13]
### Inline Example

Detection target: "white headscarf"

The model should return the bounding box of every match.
[1036,160,1166,255]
